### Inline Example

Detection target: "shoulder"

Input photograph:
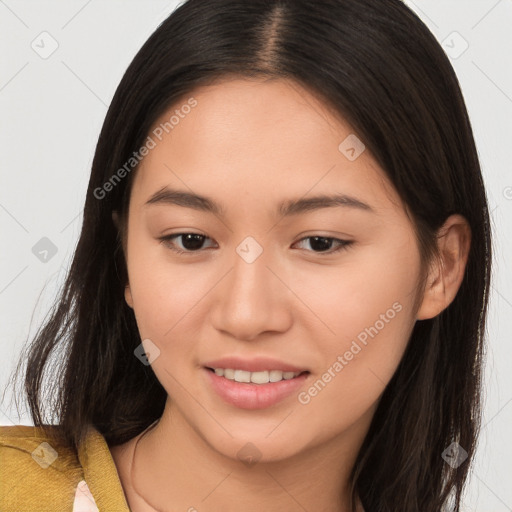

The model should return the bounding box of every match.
[0,423,130,512]
[0,424,84,511]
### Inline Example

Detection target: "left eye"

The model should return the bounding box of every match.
[158,233,353,255]
[293,236,353,254]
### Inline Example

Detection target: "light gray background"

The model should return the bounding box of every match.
[1,1,511,510]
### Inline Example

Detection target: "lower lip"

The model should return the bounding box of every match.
[204,368,309,410]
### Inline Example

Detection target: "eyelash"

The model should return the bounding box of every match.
[158,233,354,256]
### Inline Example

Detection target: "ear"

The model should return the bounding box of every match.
[125,285,134,309]
[112,210,132,308]
[416,214,471,320]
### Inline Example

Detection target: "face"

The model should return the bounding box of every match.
[122,77,424,462]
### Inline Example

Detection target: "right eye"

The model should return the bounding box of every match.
[158,233,217,255]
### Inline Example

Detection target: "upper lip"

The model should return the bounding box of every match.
[204,356,308,373]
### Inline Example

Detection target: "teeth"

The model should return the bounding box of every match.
[251,371,269,384]
[223,368,235,379]
[269,370,283,382]
[234,370,251,383]
[211,368,303,384]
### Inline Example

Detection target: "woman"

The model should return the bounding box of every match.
[0,0,492,510]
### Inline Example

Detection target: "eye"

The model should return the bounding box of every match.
[293,236,354,254]
[158,232,216,254]
[158,233,354,256]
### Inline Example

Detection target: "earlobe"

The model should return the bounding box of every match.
[125,284,134,309]
[113,210,130,307]
[415,214,471,321]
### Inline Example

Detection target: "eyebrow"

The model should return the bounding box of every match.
[144,186,376,217]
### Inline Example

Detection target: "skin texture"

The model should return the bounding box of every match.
[109,77,471,512]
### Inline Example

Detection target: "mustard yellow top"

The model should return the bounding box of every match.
[0,424,130,512]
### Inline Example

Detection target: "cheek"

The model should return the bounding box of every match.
[125,230,217,343]
[303,241,417,327]
[295,240,419,400]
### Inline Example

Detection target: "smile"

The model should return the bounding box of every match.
[207,367,306,384]
[203,367,310,409]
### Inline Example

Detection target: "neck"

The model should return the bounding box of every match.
[126,401,369,512]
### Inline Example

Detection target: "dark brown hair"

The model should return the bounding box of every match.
[5,0,492,510]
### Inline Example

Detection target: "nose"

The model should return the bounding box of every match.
[210,239,293,341]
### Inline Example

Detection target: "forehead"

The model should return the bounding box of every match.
[129,78,403,217]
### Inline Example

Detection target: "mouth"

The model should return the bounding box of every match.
[203,366,310,410]
[205,367,309,384]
